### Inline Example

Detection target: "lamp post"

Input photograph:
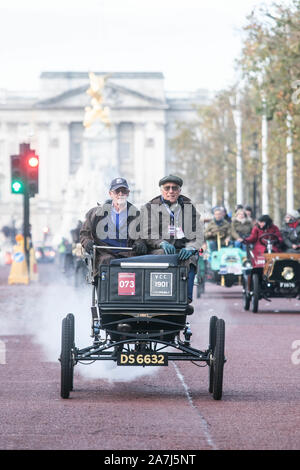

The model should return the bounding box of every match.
[250,139,259,219]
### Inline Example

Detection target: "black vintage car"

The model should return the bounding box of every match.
[59,246,226,400]
[242,234,300,313]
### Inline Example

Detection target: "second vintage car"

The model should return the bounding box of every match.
[242,233,300,313]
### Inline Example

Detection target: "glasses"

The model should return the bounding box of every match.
[113,188,129,195]
[162,185,180,192]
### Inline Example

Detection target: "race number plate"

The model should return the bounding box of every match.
[150,272,173,296]
[117,352,168,366]
[118,273,136,295]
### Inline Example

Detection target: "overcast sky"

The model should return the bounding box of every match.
[0,0,286,93]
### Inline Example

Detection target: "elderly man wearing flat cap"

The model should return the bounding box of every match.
[80,177,147,267]
[141,174,203,303]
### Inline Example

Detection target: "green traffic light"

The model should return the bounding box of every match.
[12,180,23,193]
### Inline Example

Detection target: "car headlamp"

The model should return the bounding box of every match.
[281,267,294,281]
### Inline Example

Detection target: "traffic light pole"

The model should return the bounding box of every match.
[11,142,39,272]
[23,182,30,273]
[20,143,30,272]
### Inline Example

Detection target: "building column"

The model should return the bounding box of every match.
[36,122,49,200]
[133,122,145,205]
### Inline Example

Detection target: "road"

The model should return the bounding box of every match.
[0,262,300,450]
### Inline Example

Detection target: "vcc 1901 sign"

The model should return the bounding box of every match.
[150,272,173,296]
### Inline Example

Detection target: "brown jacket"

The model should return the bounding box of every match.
[204,218,231,242]
[80,200,146,266]
[231,217,253,240]
[140,194,203,267]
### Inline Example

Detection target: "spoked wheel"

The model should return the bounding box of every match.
[60,313,75,399]
[208,316,218,394]
[211,318,225,400]
[251,274,260,313]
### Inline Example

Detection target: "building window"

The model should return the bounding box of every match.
[69,122,84,175]
[118,122,134,162]
[118,122,134,180]
[145,137,155,148]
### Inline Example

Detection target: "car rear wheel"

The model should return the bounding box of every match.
[225,276,234,288]
[212,319,225,400]
[60,313,75,398]
[208,316,218,393]
[243,290,250,310]
[251,274,260,313]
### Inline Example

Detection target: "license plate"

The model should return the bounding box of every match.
[150,272,173,296]
[227,266,242,275]
[117,352,168,366]
[280,282,295,288]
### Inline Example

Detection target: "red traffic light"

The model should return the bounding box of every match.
[25,150,39,196]
[25,152,39,168]
[28,156,39,167]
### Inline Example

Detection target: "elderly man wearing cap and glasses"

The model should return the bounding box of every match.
[80,177,147,267]
[141,174,203,303]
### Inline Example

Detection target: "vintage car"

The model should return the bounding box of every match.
[206,245,247,288]
[59,246,226,400]
[242,233,300,313]
[35,246,56,263]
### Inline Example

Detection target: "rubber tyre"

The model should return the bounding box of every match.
[60,313,75,399]
[212,318,225,400]
[225,279,233,288]
[208,316,218,393]
[251,274,260,313]
[243,290,250,310]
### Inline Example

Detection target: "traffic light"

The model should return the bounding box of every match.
[24,150,39,196]
[10,154,24,194]
[10,144,39,197]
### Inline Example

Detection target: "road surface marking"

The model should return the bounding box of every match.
[0,340,6,365]
[172,362,217,450]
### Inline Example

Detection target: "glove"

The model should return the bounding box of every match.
[85,240,94,254]
[178,247,196,260]
[132,240,148,256]
[160,241,176,254]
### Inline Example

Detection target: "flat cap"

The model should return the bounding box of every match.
[159,174,183,187]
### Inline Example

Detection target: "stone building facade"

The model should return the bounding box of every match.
[0,72,211,244]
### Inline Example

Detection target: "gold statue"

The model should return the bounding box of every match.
[83,72,111,128]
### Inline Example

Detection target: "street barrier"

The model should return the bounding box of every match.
[8,235,29,285]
